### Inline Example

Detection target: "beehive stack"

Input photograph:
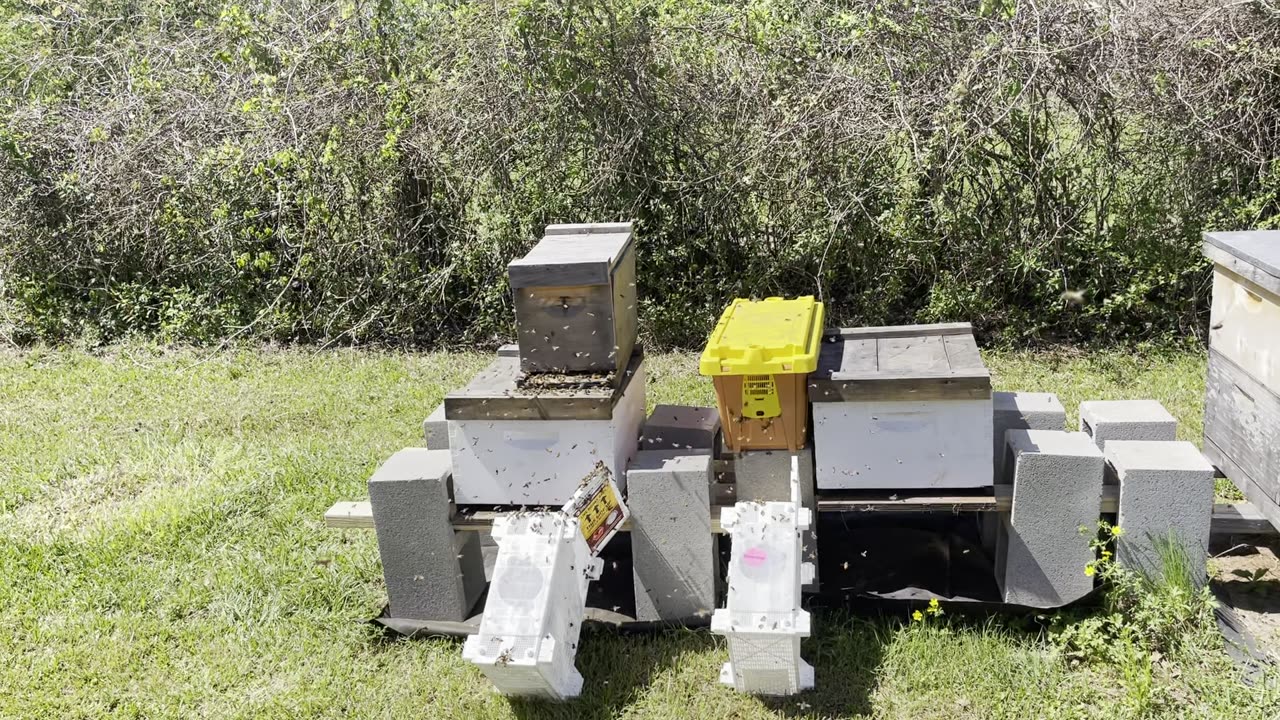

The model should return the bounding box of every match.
[444,222,645,507]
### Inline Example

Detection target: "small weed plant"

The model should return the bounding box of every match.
[1049,515,1218,661]
[1053,523,1218,664]
[1049,523,1221,711]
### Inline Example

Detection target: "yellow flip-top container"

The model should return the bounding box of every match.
[700,296,824,451]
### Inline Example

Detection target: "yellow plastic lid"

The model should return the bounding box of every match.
[699,296,825,376]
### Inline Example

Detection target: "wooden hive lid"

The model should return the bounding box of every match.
[508,222,635,288]
[444,348,644,420]
[808,322,991,403]
[1203,231,1280,297]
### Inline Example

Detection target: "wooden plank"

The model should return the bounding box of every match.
[942,334,985,372]
[609,247,638,379]
[1203,231,1280,286]
[817,490,997,513]
[1205,436,1280,532]
[822,322,974,340]
[841,338,878,374]
[1212,502,1276,535]
[811,376,992,403]
[1203,349,1280,506]
[877,335,951,374]
[324,492,1273,535]
[444,351,642,420]
[324,501,378,529]
[1204,242,1280,300]
[812,324,990,402]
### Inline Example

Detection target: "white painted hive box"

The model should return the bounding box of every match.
[445,352,646,505]
[809,323,993,490]
[1202,230,1280,529]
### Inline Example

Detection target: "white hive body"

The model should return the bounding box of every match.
[461,512,603,700]
[446,356,647,506]
[712,456,815,696]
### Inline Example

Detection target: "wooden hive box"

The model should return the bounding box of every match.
[508,222,637,375]
[444,349,646,506]
[808,323,993,490]
[1202,230,1280,528]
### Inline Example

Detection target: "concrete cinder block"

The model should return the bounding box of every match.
[1105,440,1215,582]
[1079,400,1177,450]
[982,392,1068,554]
[997,430,1104,608]
[734,447,818,591]
[992,392,1067,483]
[639,405,721,454]
[423,404,448,450]
[368,448,485,621]
[628,450,716,622]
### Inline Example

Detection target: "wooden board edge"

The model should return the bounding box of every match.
[1205,241,1280,299]
[823,322,974,340]
[325,490,1272,535]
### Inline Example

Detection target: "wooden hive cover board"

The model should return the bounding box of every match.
[809,322,991,402]
[507,230,634,288]
[1203,231,1280,298]
[444,350,643,420]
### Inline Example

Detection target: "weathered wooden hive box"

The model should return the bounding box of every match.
[1202,230,1280,527]
[508,222,637,375]
[443,350,646,506]
[809,323,993,489]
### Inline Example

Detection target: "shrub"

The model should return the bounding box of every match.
[2,1,1279,346]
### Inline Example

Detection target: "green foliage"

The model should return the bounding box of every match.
[1049,523,1224,715]
[2,1,1279,346]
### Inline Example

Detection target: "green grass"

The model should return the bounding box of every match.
[1,345,1277,719]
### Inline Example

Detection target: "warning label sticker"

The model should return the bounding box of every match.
[562,461,629,556]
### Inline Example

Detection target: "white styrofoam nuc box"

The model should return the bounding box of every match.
[444,353,646,505]
[712,499,815,696]
[461,511,602,700]
[809,324,993,489]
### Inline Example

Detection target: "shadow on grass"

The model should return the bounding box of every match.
[505,626,720,720]
[762,613,887,718]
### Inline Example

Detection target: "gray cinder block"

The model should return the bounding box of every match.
[997,430,1104,608]
[628,450,715,621]
[992,392,1067,483]
[982,392,1068,553]
[1105,440,1215,583]
[734,447,819,591]
[1079,400,1177,450]
[423,404,448,450]
[368,448,485,621]
[640,405,720,453]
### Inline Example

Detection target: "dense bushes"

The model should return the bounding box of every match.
[2,1,1279,347]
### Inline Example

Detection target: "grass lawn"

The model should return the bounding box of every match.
[1,344,1278,719]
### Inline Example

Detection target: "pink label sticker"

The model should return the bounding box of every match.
[743,546,768,567]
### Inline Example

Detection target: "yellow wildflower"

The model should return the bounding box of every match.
[1084,564,1096,577]
[912,610,924,622]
